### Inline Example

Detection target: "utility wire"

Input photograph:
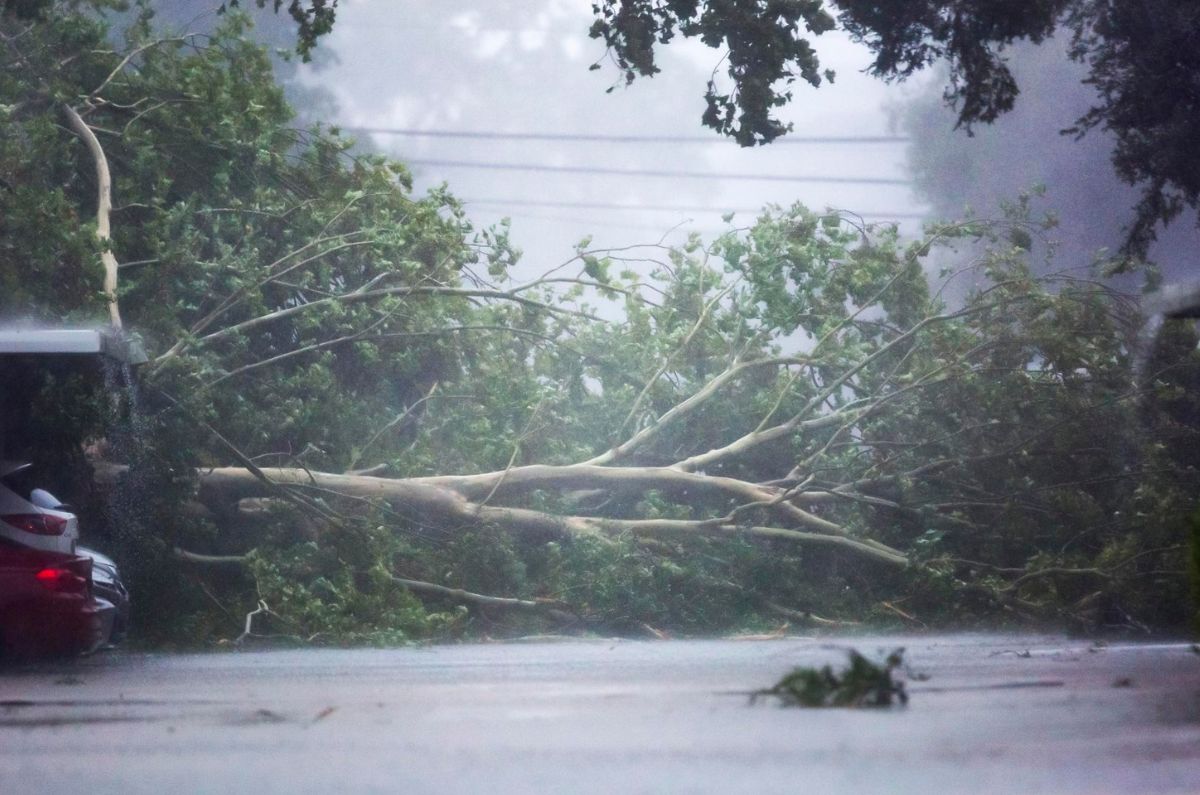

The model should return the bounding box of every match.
[344,127,909,145]
[495,210,722,233]
[407,158,909,185]
[463,197,927,219]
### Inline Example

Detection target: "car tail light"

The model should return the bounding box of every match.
[1,513,68,535]
[35,566,88,594]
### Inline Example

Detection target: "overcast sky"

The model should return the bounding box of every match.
[143,1,1193,288]
[290,0,931,279]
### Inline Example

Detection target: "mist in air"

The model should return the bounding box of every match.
[898,35,1200,289]
[137,1,1194,295]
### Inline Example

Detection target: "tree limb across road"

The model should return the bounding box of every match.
[192,465,910,568]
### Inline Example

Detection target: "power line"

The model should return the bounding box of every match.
[407,158,909,185]
[344,127,910,145]
[463,197,927,219]
[495,210,724,233]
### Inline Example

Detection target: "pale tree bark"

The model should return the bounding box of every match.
[189,466,910,568]
[64,104,122,329]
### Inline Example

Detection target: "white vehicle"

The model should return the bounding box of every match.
[0,461,79,554]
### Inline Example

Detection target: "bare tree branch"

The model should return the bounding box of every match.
[581,356,814,466]
[63,103,121,328]
[174,547,249,565]
[391,576,575,617]
[86,37,189,100]
[157,284,604,365]
[614,280,736,440]
[194,466,909,567]
[347,382,440,472]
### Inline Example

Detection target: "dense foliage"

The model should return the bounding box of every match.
[222,0,335,61]
[1,3,1196,645]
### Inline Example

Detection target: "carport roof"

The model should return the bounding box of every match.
[0,328,147,364]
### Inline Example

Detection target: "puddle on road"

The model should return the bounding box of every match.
[227,708,290,725]
[1,698,223,708]
[0,715,157,728]
[1155,690,1200,726]
[910,680,1065,694]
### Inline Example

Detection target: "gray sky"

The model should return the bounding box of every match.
[899,35,1200,288]
[293,0,930,278]
[143,1,1196,289]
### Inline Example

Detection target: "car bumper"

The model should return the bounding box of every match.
[1,595,113,658]
[91,581,129,644]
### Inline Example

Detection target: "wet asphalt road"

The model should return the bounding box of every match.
[1,635,1198,794]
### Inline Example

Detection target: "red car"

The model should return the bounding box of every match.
[0,537,113,658]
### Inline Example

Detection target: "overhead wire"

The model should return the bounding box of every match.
[486,210,723,233]
[462,197,927,219]
[405,158,909,185]
[343,127,910,145]
[342,129,919,220]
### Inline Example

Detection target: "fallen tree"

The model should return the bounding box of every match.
[7,6,1194,642]
[127,206,1190,637]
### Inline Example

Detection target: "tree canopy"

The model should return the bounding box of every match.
[221,0,335,61]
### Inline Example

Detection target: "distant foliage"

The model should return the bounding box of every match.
[589,0,836,146]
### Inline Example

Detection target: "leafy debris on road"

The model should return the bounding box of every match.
[310,706,338,725]
[230,708,288,725]
[752,648,908,708]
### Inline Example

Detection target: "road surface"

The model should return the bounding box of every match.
[1,634,1199,793]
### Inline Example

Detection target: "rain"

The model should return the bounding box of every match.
[1,2,1198,792]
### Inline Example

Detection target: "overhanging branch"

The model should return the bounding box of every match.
[64,103,121,328]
